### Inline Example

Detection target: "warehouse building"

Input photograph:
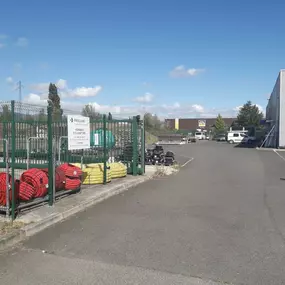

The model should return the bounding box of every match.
[165,117,236,132]
[264,70,285,148]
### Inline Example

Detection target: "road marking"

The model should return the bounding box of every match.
[177,154,195,159]
[181,157,194,168]
[273,149,285,161]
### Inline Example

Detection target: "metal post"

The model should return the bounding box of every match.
[27,137,48,169]
[103,114,107,184]
[260,125,275,148]
[47,104,54,206]
[53,139,56,204]
[26,138,30,169]
[11,100,16,220]
[132,116,138,176]
[58,136,68,164]
[3,123,7,163]
[141,121,145,174]
[1,139,10,218]
[81,149,84,171]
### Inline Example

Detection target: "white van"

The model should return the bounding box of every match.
[227,132,255,144]
[195,132,205,140]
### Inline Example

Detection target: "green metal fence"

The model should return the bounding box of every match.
[0,101,145,220]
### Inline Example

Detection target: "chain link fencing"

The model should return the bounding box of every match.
[0,101,145,219]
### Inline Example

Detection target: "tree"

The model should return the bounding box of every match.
[81,104,101,119]
[0,105,12,121]
[38,108,47,122]
[48,83,63,120]
[108,112,112,120]
[214,114,226,133]
[143,113,162,132]
[236,101,264,127]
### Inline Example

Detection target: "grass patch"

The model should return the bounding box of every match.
[172,163,180,171]
[0,221,25,236]
[154,166,168,177]
[145,131,158,145]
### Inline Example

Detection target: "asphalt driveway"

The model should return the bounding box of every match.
[1,142,285,284]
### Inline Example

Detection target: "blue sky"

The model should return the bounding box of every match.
[1,0,285,118]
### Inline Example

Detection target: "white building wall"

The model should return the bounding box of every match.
[265,72,281,148]
[279,70,285,147]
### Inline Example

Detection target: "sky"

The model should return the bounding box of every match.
[0,0,285,119]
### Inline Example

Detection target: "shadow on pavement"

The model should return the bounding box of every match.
[234,141,262,148]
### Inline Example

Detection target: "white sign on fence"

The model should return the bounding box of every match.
[94,133,99,145]
[67,115,90,150]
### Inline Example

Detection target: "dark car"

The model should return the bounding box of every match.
[215,134,227,141]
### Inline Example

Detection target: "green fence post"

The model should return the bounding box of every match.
[132,116,138,176]
[141,121,145,174]
[103,114,107,184]
[3,122,6,166]
[47,104,54,206]
[11,100,16,220]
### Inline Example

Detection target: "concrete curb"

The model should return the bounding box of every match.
[256,147,285,152]
[0,174,155,251]
[0,229,23,251]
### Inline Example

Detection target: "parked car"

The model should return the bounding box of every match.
[227,132,256,144]
[215,134,226,141]
[187,137,197,143]
[195,132,206,140]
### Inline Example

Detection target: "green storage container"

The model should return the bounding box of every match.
[90,129,115,149]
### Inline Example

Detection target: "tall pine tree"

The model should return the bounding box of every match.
[48,83,62,120]
[214,114,226,134]
[236,101,263,127]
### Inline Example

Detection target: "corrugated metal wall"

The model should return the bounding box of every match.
[265,70,284,148]
[279,70,285,147]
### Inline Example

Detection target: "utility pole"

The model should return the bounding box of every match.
[15,80,24,102]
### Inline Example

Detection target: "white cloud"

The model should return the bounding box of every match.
[24,93,48,105]
[255,104,264,112]
[134,92,154,103]
[29,79,103,99]
[30,82,50,93]
[16,37,29,47]
[6,77,13,84]
[233,106,242,112]
[173,102,180,108]
[25,79,266,120]
[21,93,249,120]
[88,102,121,114]
[67,86,102,98]
[56,79,68,89]
[233,104,264,113]
[170,65,205,78]
[192,104,204,113]
[22,94,121,115]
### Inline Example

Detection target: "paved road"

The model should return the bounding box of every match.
[1,142,285,284]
